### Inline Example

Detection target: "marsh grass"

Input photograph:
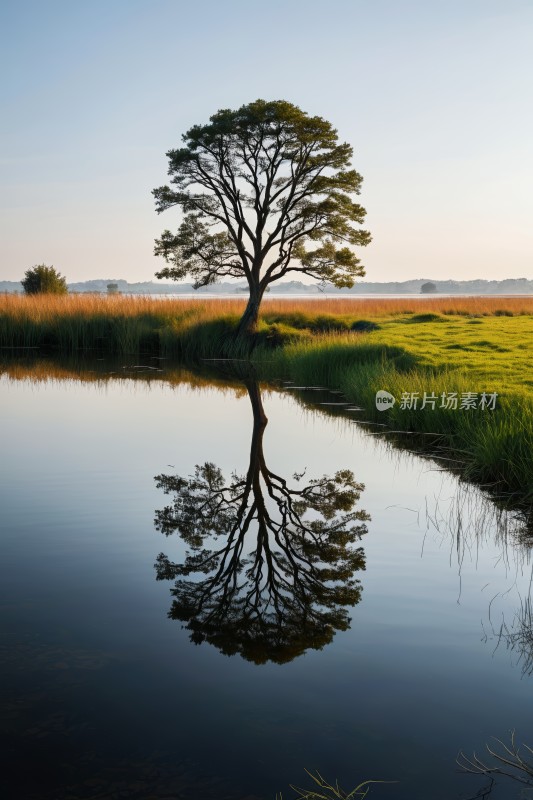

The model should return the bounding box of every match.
[261,340,532,501]
[1,293,531,506]
[1,293,532,353]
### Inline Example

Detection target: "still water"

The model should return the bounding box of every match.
[0,358,531,800]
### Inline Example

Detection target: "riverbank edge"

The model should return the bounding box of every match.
[1,335,531,520]
[0,295,531,513]
[211,333,532,517]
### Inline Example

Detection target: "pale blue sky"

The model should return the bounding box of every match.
[1,0,532,283]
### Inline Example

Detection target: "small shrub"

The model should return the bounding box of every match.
[351,320,381,332]
[311,315,349,332]
[21,264,68,295]
[262,311,311,329]
[408,313,447,323]
[257,322,309,348]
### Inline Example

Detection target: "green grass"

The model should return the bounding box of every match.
[367,313,533,395]
[1,294,531,510]
[255,334,532,507]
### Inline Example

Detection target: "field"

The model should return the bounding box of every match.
[1,293,532,510]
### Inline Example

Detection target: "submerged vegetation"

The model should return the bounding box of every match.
[1,293,532,511]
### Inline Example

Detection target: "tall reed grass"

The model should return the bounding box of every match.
[1,293,531,508]
[1,293,531,354]
[1,292,532,349]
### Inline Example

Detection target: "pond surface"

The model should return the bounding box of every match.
[0,357,532,800]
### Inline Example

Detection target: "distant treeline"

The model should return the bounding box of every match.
[1,277,532,295]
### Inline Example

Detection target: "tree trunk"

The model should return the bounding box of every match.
[245,377,268,430]
[236,281,264,338]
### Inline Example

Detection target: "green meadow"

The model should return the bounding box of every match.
[258,316,533,511]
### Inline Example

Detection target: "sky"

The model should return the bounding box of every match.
[1,0,532,284]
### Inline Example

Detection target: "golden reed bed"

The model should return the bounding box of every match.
[1,292,532,321]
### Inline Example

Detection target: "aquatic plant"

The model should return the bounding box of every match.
[276,769,393,799]
[458,731,533,788]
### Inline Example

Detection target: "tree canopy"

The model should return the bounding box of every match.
[153,99,371,334]
[21,264,68,295]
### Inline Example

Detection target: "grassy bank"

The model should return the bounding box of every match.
[262,339,532,509]
[1,293,532,354]
[1,293,532,509]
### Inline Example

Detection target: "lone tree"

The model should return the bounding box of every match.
[21,264,68,295]
[153,99,371,335]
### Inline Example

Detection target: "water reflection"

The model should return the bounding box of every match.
[3,353,533,797]
[154,375,369,664]
[491,594,533,677]
[417,479,533,683]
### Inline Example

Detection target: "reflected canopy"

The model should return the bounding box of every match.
[154,376,369,664]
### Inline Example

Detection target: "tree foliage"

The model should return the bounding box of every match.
[21,264,68,295]
[153,378,369,664]
[153,99,371,333]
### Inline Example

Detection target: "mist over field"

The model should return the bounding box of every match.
[2,278,533,295]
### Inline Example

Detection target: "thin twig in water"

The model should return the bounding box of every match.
[458,731,533,787]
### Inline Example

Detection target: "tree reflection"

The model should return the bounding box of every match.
[154,377,369,664]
